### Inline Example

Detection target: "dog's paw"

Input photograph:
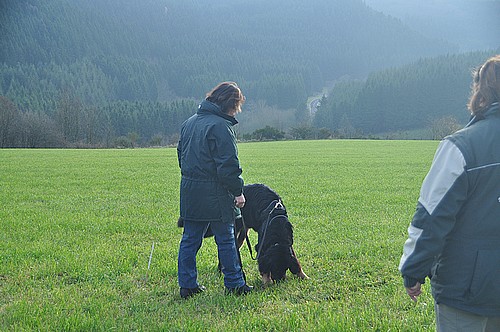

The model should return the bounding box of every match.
[261,273,273,285]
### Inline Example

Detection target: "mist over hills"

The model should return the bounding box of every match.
[313,51,497,138]
[364,0,500,52]
[0,0,499,146]
[1,0,455,103]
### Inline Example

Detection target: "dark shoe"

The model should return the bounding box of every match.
[180,285,206,299]
[225,284,253,296]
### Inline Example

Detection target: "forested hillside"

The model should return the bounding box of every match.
[0,0,496,147]
[313,51,498,138]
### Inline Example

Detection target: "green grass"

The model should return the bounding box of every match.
[0,140,439,331]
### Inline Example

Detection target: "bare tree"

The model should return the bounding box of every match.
[82,106,100,146]
[338,113,357,139]
[21,111,63,148]
[55,89,83,145]
[127,131,140,148]
[0,96,20,147]
[429,116,462,140]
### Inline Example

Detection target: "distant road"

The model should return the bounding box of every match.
[309,98,321,115]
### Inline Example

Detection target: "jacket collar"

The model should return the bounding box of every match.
[198,100,238,125]
[465,102,499,128]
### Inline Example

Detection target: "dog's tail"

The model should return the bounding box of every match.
[177,217,184,228]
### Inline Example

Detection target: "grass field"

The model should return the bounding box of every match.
[0,140,440,331]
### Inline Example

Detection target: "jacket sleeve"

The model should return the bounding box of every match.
[399,139,468,287]
[209,122,244,196]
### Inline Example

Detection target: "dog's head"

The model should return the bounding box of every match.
[258,241,294,282]
[256,201,295,282]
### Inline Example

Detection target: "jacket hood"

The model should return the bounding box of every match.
[198,100,238,126]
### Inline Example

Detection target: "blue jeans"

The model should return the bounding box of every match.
[178,220,245,289]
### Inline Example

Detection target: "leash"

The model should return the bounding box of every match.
[242,200,283,261]
[241,216,257,260]
[235,233,247,282]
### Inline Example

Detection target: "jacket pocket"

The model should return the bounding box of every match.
[467,249,500,307]
[216,185,235,223]
[180,178,220,221]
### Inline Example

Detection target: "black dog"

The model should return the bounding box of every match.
[178,183,308,284]
[236,183,308,284]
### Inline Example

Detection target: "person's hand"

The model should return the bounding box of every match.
[234,194,245,208]
[406,282,422,302]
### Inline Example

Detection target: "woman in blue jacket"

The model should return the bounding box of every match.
[177,82,252,299]
[399,55,500,330]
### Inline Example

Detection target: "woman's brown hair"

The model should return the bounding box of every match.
[468,55,500,115]
[206,81,245,115]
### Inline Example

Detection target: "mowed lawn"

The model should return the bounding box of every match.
[0,140,440,331]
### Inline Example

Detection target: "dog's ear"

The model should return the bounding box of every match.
[288,248,301,274]
[177,217,184,228]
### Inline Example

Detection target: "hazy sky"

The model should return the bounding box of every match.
[363,0,500,51]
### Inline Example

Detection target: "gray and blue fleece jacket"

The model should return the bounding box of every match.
[399,103,500,316]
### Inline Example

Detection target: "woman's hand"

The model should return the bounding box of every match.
[406,282,422,302]
[234,194,246,208]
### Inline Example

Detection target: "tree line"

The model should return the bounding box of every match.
[313,51,499,137]
[2,50,498,147]
[0,0,486,147]
[0,93,196,148]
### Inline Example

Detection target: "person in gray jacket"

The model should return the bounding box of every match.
[177,81,252,299]
[399,55,500,331]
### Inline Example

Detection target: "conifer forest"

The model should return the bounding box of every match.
[1,0,499,147]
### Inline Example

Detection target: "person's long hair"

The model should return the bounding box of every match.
[206,81,245,115]
[468,55,500,115]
